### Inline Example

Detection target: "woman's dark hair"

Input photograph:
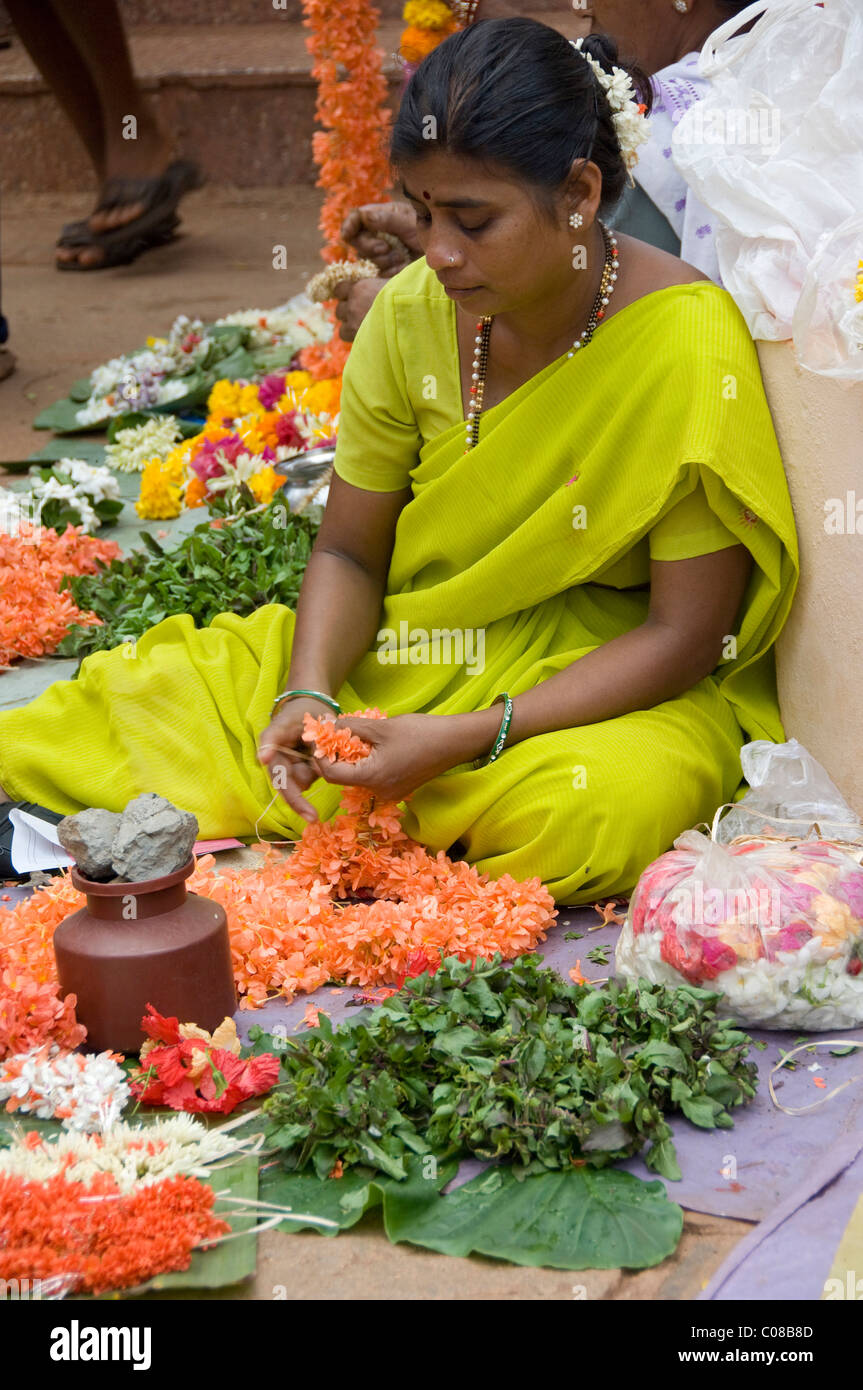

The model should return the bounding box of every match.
[391,18,652,217]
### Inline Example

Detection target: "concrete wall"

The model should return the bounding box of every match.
[757,341,863,817]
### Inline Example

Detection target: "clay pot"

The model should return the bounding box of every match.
[53,857,237,1053]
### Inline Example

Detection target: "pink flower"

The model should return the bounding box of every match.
[275,411,306,450]
[258,374,288,411]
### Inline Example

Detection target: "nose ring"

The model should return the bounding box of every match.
[449,255,456,264]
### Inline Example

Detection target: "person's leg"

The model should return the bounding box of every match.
[5,0,175,267]
[3,0,106,175]
[43,0,171,232]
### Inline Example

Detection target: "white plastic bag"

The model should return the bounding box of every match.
[672,0,863,378]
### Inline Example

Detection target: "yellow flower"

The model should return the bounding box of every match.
[163,435,199,475]
[285,370,313,394]
[240,383,262,415]
[403,0,453,29]
[135,457,185,519]
[237,423,268,456]
[207,379,245,421]
[249,467,286,506]
[301,377,342,418]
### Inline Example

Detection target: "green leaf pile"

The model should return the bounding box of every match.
[57,501,318,658]
[257,953,758,1185]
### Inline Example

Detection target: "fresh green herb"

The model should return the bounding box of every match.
[753,1040,768,1051]
[563,931,584,941]
[256,953,758,1184]
[58,497,318,659]
[586,945,611,966]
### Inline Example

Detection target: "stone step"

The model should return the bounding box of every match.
[0,19,406,192]
[0,0,406,32]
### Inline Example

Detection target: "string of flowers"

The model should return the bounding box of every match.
[0,523,121,667]
[299,0,393,380]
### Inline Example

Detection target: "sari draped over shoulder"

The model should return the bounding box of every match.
[0,266,798,903]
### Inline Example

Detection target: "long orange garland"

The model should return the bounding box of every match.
[299,0,393,380]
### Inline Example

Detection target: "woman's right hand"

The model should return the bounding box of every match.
[257,697,335,823]
[340,202,422,273]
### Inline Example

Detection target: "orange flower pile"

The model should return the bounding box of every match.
[0,523,120,667]
[0,1170,229,1295]
[0,873,86,1059]
[299,0,392,377]
[0,711,555,1022]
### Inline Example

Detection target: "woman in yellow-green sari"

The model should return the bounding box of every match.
[0,19,797,904]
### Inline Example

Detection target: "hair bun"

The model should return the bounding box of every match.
[576,31,653,113]
[578,32,621,73]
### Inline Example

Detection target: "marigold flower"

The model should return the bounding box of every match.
[135,458,185,520]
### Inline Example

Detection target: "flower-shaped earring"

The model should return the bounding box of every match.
[569,211,584,230]
[673,0,689,11]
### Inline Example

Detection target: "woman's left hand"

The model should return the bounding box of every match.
[315,713,479,801]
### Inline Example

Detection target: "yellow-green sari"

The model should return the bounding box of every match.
[0,263,798,903]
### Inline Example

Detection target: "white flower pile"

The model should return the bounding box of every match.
[0,1112,255,1189]
[0,460,121,535]
[0,1044,130,1133]
[104,415,183,473]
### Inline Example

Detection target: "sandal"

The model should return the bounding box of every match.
[56,158,203,260]
[56,208,182,272]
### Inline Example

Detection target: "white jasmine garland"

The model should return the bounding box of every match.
[104,415,184,473]
[572,38,651,172]
[0,1111,259,1188]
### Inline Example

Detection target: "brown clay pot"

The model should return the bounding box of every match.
[53,857,237,1053]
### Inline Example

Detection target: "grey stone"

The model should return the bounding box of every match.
[57,807,123,881]
[110,793,198,883]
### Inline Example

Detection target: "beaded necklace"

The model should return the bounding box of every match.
[464,222,619,452]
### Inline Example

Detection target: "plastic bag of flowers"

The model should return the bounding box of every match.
[616,746,863,1030]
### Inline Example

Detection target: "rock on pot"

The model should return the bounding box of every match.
[53,858,237,1054]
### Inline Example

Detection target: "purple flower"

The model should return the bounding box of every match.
[675,197,687,212]
[696,224,713,239]
[663,147,673,159]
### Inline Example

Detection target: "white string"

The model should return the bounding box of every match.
[769,1039,863,1117]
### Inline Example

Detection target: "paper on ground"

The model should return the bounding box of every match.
[9,810,243,874]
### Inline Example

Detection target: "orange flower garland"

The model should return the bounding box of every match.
[0,1170,229,1295]
[0,713,555,1026]
[299,0,393,378]
[0,523,121,668]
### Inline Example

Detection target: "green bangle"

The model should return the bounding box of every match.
[481,692,514,767]
[270,688,342,720]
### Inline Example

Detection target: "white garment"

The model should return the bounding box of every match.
[636,53,723,284]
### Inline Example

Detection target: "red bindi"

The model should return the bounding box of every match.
[422,190,431,200]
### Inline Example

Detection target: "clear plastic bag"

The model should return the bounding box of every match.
[715,738,863,846]
[671,0,863,379]
[615,742,863,1029]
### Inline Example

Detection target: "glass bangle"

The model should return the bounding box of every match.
[481,692,514,767]
[270,688,342,719]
